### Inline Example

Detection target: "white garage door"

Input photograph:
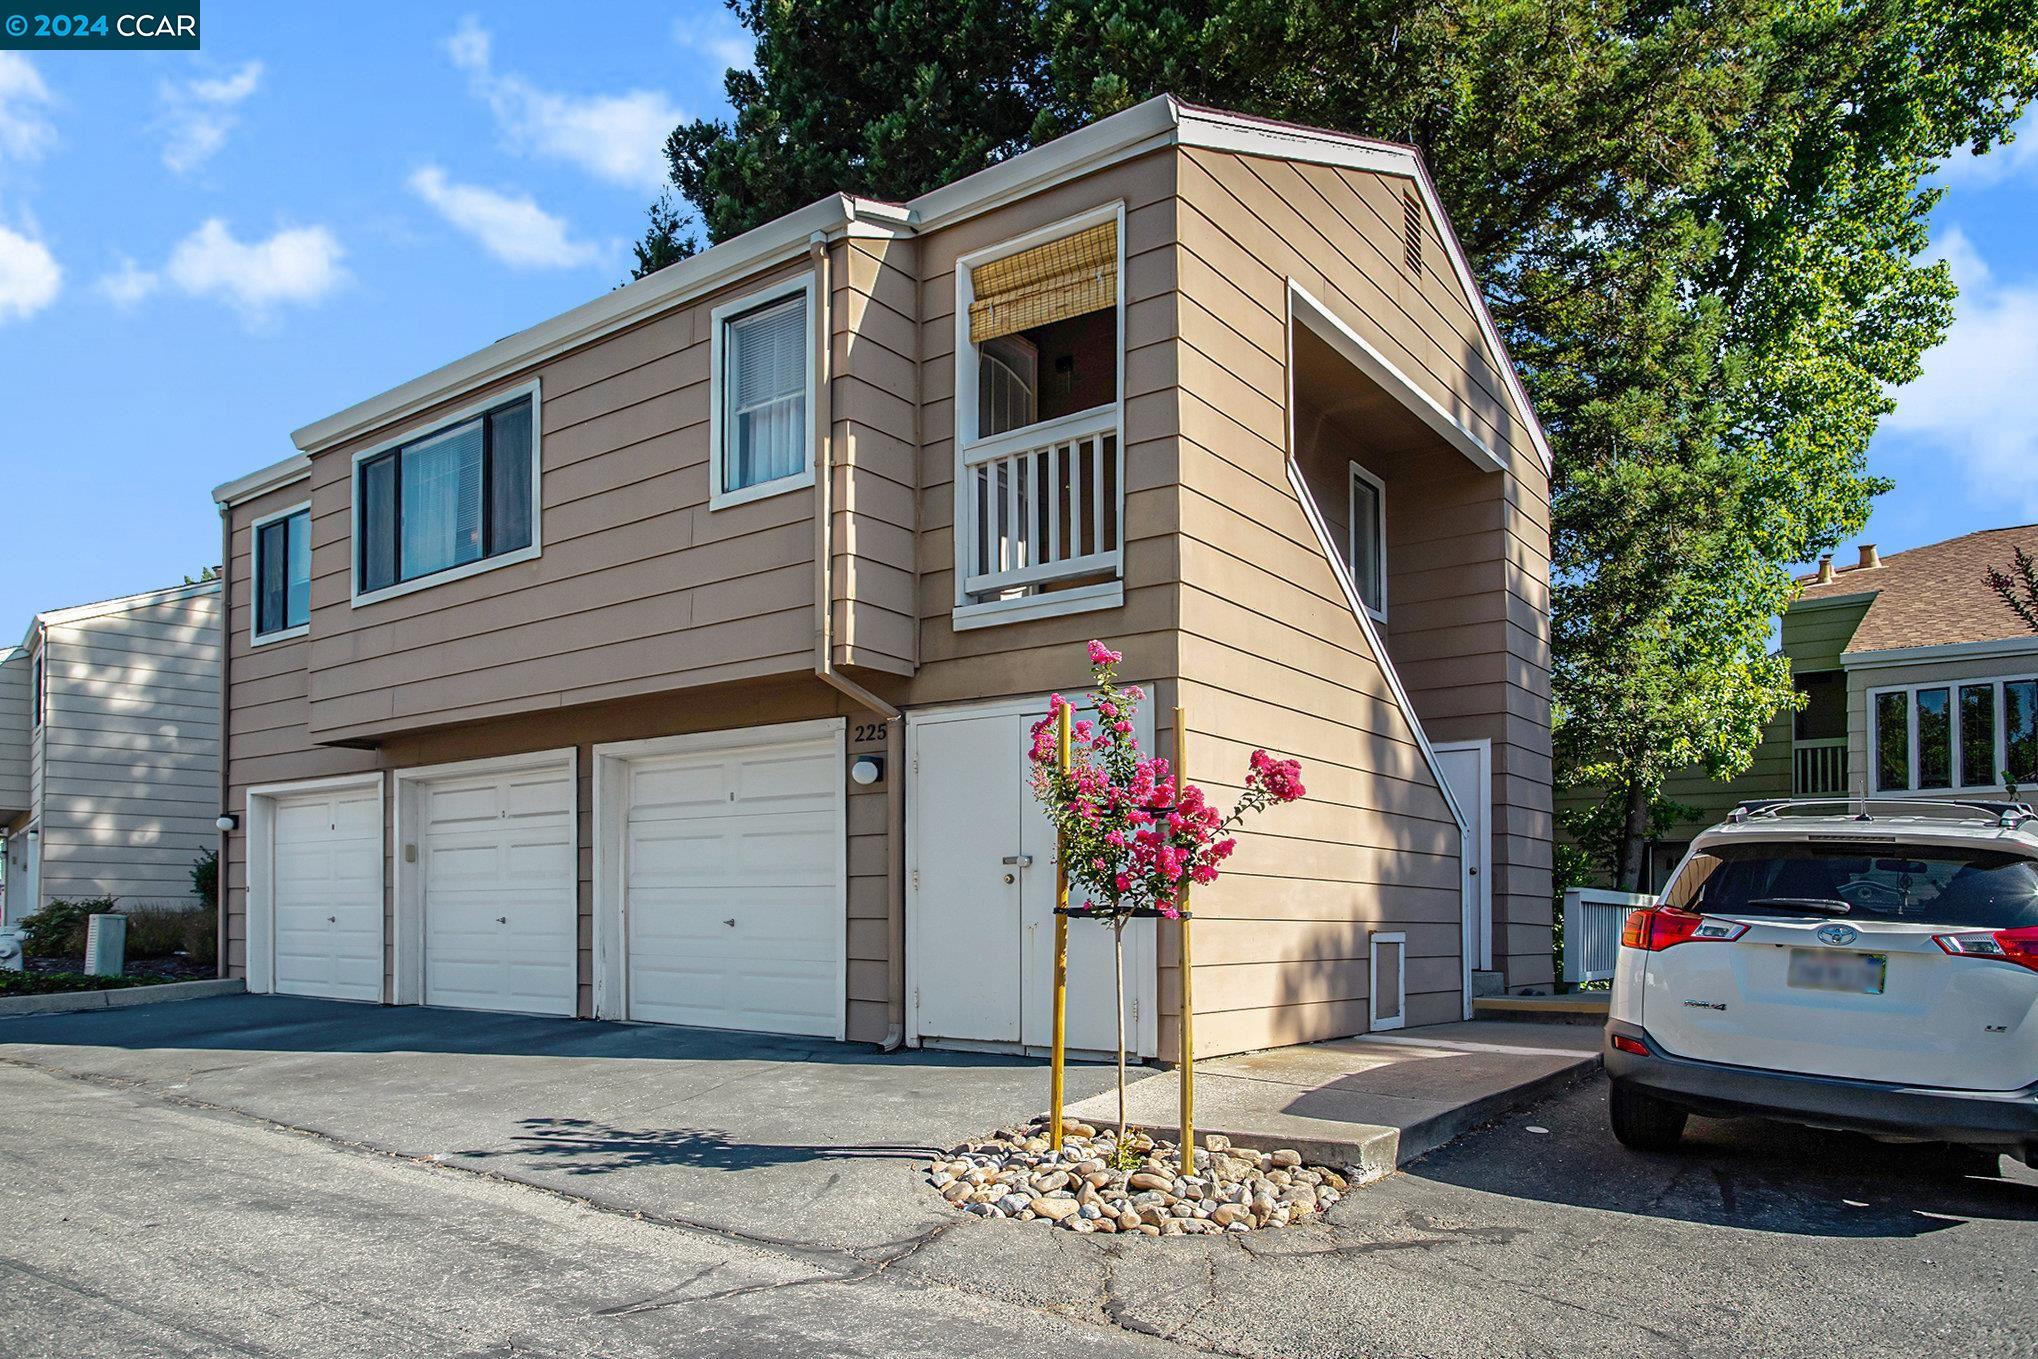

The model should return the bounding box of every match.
[420,762,577,1017]
[622,733,843,1036]
[272,787,382,1002]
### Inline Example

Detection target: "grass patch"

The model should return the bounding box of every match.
[0,971,180,996]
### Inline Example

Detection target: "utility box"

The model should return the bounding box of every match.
[85,913,126,978]
[0,926,22,971]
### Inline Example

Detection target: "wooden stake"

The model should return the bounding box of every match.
[1049,704,1071,1152]
[1175,705,1196,1173]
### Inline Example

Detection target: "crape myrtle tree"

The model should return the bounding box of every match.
[645,0,2038,889]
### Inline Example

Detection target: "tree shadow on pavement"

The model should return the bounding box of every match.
[454,1116,940,1175]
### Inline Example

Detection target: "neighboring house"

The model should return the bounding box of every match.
[210,96,1554,1058]
[1611,526,2038,891]
[0,581,222,923]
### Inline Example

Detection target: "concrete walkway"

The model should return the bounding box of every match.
[1066,1020,1602,1178]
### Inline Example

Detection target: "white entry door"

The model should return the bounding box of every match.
[910,700,1156,1058]
[1434,740,1491,1013]
[271,789,382,1002]
[419,762,577,1016]
[615,728,845,1037]
[7,821,40,923]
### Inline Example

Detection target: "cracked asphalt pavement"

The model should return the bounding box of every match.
[3,997,2034,1357]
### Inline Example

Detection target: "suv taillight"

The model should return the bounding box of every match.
[1933,925,2038,974]
[1620,907,1749,952]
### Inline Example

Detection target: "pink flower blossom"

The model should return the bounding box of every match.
[1088,640,1123,667]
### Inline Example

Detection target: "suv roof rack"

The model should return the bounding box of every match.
[1730,797,2037,829]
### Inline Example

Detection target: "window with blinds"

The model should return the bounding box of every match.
[723,294,809,494]
[355,394,535,598]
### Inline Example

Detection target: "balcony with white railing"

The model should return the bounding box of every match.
[1793,737,1848,796]
[959,407,1122,605]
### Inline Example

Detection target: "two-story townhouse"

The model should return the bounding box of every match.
[211,97,1555,1059]
[1,580,222,923]
[1593,525,2038,892]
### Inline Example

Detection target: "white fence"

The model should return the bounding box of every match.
[1561,886,1655,986]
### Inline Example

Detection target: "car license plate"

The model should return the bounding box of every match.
[1787,948,1887,995]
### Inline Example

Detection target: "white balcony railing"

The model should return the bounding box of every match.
[961,408,1121,600]
[1793,737,1848,796]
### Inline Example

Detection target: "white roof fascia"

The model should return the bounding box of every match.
[290,193,869,456]
[213,453,312,507]
[257,94,1549,484]
[38,578,220,628]
[1840,635,2038,671]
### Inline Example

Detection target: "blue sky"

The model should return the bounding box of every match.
[0,8,2033,627]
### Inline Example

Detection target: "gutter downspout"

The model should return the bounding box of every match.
[215,506,231,979]
[807,230,908,1052]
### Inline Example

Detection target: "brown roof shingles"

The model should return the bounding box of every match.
[1796,524,2038,654]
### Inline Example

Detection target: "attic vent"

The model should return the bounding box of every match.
[1401,191,1424,275]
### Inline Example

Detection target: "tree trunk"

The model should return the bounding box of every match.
[1113,918,1128,1141]
[1615,776,1652,894]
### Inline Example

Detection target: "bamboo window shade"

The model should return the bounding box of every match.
[968,221,1118,344]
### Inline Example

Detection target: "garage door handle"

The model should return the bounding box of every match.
[724,918,737,928]
[495,916,507,925]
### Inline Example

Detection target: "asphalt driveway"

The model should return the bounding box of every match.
[4,995,2035,1357]
[0,994,1114,1255]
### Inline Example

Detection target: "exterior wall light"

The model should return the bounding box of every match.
[850,756,884,787]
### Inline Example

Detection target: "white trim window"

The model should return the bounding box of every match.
[1369,931,1407,1032]
[709,276,815,510]
[251,502,312,644]
[1870,674,2038,795]
[352,383,540,606]
[29,648,43,728]
[951,203,1127,623]
[1348,462,1387,619]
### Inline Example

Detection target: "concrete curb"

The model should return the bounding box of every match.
[0,977,244,1017]
[1161,1053,1605,1184]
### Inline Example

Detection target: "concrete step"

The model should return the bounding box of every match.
[1065,1020,1603,1183]
[1473,993,1609,1026]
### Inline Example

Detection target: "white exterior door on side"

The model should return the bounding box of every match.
[612,726,845,1037]
[1434,740,1491,1010]
[271,789,383,1002]
[418,763,577,1017]
[909,699,1157,1059]
[7,822,40,922]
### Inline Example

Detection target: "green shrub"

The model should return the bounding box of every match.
[21,897,108,956]
[190,847,219,910]
[123,903,216,961]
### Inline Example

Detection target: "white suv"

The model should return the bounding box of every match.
[1606,798,2038,1167]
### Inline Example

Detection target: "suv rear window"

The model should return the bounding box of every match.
[1665,842,2038,930]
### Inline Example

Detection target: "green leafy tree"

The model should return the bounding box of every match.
[643,0,2038,887]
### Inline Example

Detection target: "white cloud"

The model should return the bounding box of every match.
[157,59,263,173]
[0,53,55,164]
[1938,111,2038,190]
[409,165,602,270]
[445,17,681,190]
[0,219,59,321]
[672,10,754,72]
[1884,227,2038,518]
[95,255,158,306]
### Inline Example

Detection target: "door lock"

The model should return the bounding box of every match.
[1001,855,1033,867]
[1002,873,1016,884]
